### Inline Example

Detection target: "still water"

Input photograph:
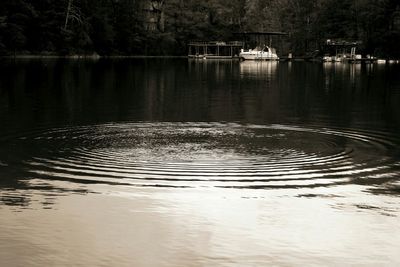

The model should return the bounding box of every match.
[0,59,400,266]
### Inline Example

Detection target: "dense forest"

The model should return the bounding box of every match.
[0,0,399,57]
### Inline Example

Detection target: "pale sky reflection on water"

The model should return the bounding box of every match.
[1,182,399,266]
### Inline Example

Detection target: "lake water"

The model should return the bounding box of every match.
[0,59,400,266]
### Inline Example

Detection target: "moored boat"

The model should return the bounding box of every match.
[239,46,279,61]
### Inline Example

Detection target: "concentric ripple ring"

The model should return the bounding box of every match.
[2,122,399,189]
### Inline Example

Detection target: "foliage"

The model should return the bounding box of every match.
[0,0,398,57]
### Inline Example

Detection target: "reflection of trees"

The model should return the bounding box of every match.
[0,159,91,209]
[0,124,91,210]
[0,173,91,209]
[1,193,31,208]
[0,160,93,208]
[0,172,33,208]
[322,63,400,129]
[2,58,399,128]
[186,60,282,123]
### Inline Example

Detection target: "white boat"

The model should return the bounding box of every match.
[239,46,279,61]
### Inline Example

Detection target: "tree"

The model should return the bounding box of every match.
[0,0,397,56]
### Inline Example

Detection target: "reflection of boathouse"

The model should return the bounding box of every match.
[188,41,244,59]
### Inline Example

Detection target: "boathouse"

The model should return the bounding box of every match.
[322,39,374,62]
[188,41,244,59]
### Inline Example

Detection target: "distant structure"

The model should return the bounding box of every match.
[322,39,374,62]
[188,32,288,60]
[235,32,288,49]
[188,41,244,59]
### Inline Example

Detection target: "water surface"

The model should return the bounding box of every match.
[1,59,400,266]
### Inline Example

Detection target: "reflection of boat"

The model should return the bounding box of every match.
[239,61,278,76]
[239,46,279,61]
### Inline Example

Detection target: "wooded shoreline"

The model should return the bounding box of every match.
[1,1,399,58]
[1,54,188,59]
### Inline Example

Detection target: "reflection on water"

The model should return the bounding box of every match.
[323,62,363,85]
[239,61,278,77]
[1,122,399,190]
[0,59,400,266]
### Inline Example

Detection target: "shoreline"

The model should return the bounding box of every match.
[2,55,399,64]
[1,55,188,59]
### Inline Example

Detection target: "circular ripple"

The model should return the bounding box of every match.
[2,122,400,189]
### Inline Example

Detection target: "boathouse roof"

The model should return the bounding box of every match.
[325,39,362,46]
